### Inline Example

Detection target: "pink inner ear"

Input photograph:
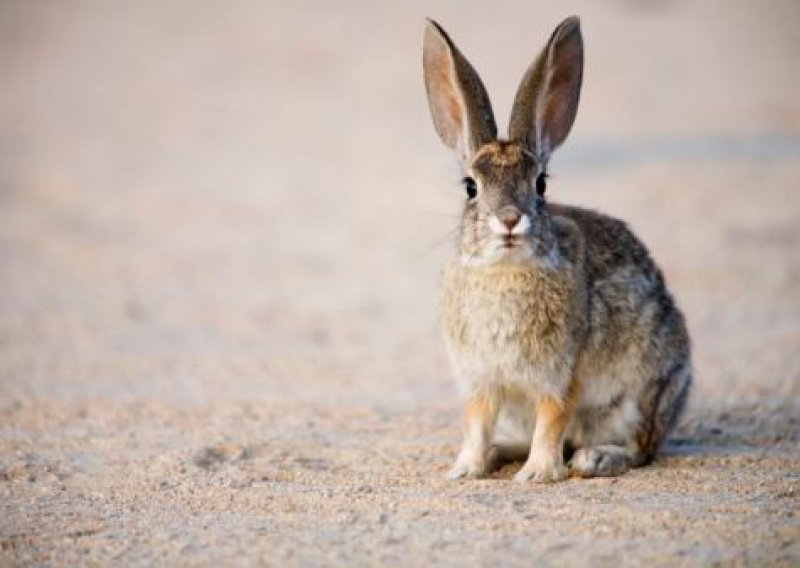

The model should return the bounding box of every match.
[543,76,572,143]
[442,84,464,134]
[425,32,467,150]
[431,62,463,143]
[541,28,582,149]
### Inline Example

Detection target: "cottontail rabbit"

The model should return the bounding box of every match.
[423,16,692,481]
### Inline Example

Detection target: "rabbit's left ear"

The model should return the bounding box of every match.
[508,16,583,166]
[423,19,497,161]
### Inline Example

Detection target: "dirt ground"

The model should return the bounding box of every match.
[1,1,799,566]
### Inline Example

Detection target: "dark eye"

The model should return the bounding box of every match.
[536,173,547,196]
[461,176,477,200]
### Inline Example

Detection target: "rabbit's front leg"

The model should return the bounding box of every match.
[514,394,573,483]
[446,391,499,479]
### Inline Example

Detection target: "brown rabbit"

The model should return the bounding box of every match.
[423,16,692,482]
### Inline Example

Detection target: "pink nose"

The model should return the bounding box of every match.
[499,208,521,231]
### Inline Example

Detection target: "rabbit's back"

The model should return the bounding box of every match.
[550,203,689,363]
[550,204,690,441]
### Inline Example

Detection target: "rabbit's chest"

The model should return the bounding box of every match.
[441,263,576,394]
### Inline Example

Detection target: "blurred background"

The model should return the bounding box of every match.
[1,0,798,409]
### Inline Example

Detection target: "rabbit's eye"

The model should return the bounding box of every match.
[536,173,548,196]
[462,176,478,200]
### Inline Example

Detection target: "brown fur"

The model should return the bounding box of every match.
[536,395,575,457]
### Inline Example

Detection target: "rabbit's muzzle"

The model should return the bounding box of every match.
[488,206,531,237]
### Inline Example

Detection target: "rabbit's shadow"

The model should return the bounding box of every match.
[660,406,799,458]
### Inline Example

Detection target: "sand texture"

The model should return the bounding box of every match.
[1,1,799,566]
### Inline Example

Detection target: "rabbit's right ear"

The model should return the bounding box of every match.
[423,20,497,161]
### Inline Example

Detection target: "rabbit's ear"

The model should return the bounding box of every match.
[508,16,583,166]
[423,20,497,161]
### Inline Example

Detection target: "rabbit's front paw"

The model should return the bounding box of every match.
[445,452,490,480]
[514,451,566,483]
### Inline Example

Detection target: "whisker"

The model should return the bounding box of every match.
[410,207,463,221]
[411,224,462,262]
[417,211,463,220]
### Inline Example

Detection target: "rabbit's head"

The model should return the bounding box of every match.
[423,17,583,266]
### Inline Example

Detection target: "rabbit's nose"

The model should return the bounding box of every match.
[499,208,522,231]
[489,207,530,236]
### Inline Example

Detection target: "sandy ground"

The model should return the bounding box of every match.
[1,1,799,566]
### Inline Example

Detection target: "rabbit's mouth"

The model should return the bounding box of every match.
[484,235,534,261]
[461,236,535,266]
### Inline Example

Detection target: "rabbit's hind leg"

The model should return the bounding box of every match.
[637,360,692,459]
[568,444,642,477]
[569,361,692,478]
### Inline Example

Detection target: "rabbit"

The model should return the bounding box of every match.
[423,16,692,482]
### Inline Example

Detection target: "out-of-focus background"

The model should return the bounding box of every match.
[1,1,798,566]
